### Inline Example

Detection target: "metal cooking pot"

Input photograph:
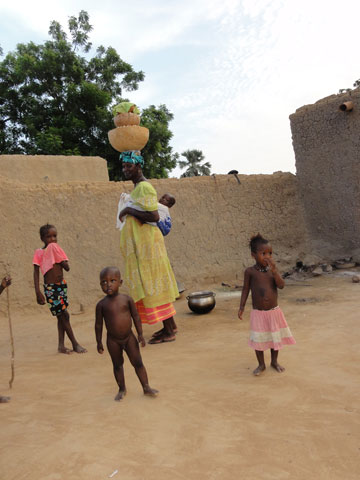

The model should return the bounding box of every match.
[186,291,216,314]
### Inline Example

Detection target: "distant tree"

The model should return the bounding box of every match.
[0,11,178,180]
[178,149,211,177]
[108,104,179,180]
[339,76,360,93]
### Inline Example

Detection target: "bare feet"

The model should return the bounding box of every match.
[114,390,126,401]
[58,346,72,354]
[143,385,159,397]
[0,396,10,403]
[73,344,87,353]
[271,362,285,373]
[253,365,266,376]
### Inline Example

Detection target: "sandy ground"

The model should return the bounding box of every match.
[0,274,359,480]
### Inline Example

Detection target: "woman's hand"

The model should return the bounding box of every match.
[119,207,129,222]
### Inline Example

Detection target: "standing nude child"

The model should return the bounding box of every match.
[238,234,295,375]
[33,224,87,354]
[95,266,158,401]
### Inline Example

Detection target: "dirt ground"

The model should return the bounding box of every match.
[0,274,359,480]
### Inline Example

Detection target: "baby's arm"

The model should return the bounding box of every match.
[95,302,104,353]
[238,268,251,319]
[129,297,145,347]
[266,258,285,289]
[33,265,46,305]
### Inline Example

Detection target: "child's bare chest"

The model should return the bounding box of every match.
[250,272,276,296]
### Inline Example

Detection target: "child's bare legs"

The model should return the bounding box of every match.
[107,336,127,400]
[125,333,158,396]
[57,315,72,354]
[253,350,266,376]
[270,349,285,372]
[57,310,87,354]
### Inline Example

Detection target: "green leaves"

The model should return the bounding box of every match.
[0,11,177,180]
[0,11,144,167]
[178,149,211,177]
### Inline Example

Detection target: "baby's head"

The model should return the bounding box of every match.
[159,193,176,208]
[40,224,57,246]
[99,266,122,296]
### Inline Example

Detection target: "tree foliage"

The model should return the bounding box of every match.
[0,11,177,180]
[178,149,211,177]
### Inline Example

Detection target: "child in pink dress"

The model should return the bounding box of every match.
[238,233,295,375]
[33,224,86,354]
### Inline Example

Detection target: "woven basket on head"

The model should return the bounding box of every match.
[113,112,141,127]
[108,125,149,152]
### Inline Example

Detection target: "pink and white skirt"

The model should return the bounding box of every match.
[249,306,296,351]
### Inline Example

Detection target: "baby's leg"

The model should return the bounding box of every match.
[58,310,87,353]
[106,335,126,401]
[270,349,285,372]
[253,350,266,376]
[125,333,158,396]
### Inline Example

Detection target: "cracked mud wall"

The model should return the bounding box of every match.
[0,166,309,313]
[290,88,360,258]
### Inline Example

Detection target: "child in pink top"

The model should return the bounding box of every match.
[33,224,87,355]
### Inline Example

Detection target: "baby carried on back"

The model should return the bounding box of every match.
[116,192,172,236]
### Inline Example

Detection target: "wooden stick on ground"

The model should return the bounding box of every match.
[5,286,15,389]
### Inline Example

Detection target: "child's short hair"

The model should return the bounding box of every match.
[249,233,269,253]
[100,266,121,279]
[40,224,55,239]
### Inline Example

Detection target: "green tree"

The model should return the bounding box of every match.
[0,11,177,180]
[178,149,211,177]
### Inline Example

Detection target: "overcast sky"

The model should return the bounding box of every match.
[1,0,359,177]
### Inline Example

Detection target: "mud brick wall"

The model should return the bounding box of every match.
[0,168,308,313]
[290,88,360,258]
[0,155,109,183]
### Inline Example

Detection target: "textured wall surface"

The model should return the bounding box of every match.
[290,88,360,257]
[0,171,308,313]
[0,155,109,183]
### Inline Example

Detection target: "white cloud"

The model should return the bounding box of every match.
[1,0,360,176]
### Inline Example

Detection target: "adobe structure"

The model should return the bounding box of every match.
[290,87,360,260]
[0,158,308,313]
[1,88,358,312]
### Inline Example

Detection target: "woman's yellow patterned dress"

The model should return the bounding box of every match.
[120,181,179,324]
